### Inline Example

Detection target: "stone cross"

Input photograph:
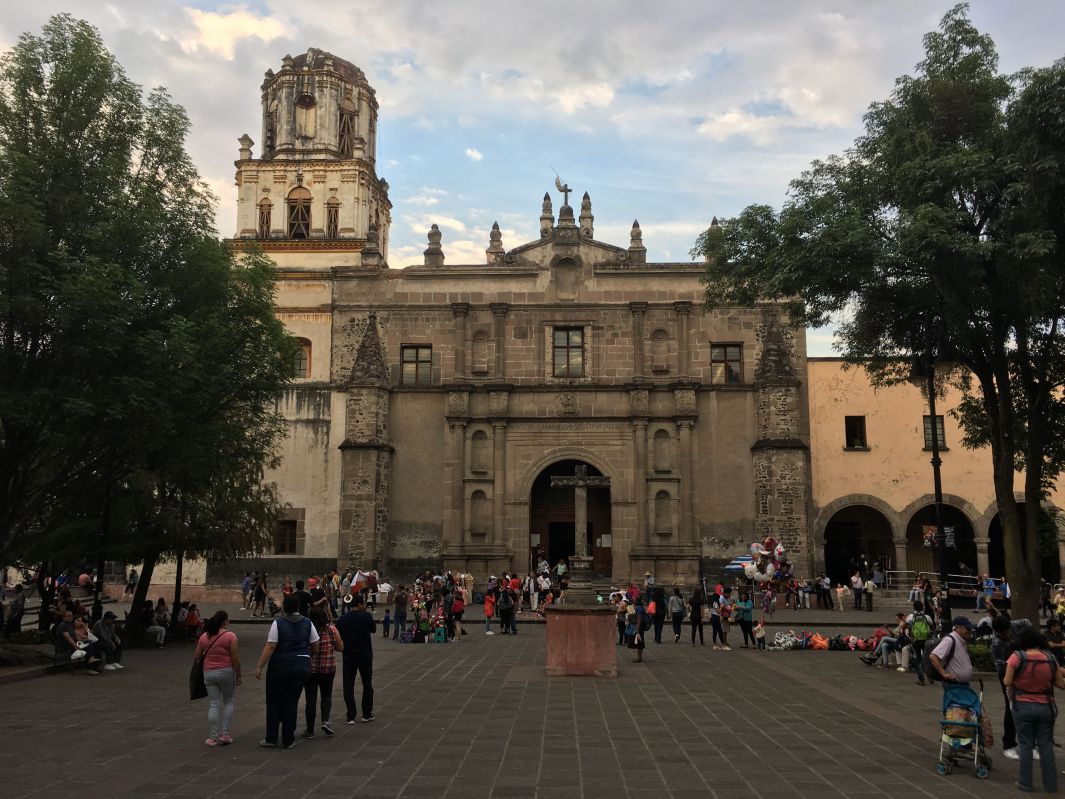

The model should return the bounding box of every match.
[550,465,611,559]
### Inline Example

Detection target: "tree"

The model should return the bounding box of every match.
[693,5,1065,623]
[0,16,292,611]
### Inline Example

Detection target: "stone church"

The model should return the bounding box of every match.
[229,49,813,586]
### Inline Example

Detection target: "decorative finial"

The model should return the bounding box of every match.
[628,219,646,264]
[579,191,594,238]
[540,193,554,238]
[710,216,720,228]
[424,223,444,267]
[486,221,504,264]
[238,134,254,161]
[281,54,293,70]
[361,223,381,268]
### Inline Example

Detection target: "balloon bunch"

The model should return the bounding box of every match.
[742,537,791,583]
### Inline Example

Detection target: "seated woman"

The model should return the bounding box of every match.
[55,611,102,673]
[861,613,908,668]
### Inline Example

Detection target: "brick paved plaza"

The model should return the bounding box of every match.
[1,622,1035,799]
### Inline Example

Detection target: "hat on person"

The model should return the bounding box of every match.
[645,571,651,576]
[102,611,117,620]
[952,616,975,630]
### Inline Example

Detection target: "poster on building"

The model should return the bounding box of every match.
[922,525,937,547]
[944,525,956,549]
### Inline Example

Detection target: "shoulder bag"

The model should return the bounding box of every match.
[189,634,222,700]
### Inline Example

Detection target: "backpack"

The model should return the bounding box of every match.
[925,635,955,685]
[911,614,931,644]
[498,591,514,611]
[1013,650,1057,705]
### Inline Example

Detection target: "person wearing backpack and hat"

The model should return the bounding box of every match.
[929,616,975,687]
[1004,627,1065,792]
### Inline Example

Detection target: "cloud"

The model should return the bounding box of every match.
[465,147,483,161]
[180,8,285,60]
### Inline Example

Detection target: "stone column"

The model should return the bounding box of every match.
[574,484,588,559]
[450,421,467,544]
[894,540,909,574]
[674,301,692,379]
[677,420,694,544]
[492,421,507,542]
[629,302,647,381]
[975,538,990,579]
[491,303,509,379]
[633,421,649,545]
[452,303,469,379]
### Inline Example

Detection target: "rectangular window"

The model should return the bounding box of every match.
[923,415,946,449]
[401,345,432,386]
[710,343,742,384]
[275,520,297,555]
[844,415,867,449]
[552,327,584,378]
[326,203,339,239]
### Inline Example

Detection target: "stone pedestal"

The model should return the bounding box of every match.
[544,605,617,677]
[564,554,596,606]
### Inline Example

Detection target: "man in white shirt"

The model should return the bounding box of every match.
[930,616,975,686]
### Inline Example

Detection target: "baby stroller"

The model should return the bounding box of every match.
[936,681,990,779]
[265,593,281,617]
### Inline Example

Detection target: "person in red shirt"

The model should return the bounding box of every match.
[483,590,496,636]
[510,575,522,613]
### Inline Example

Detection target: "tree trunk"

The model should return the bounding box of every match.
[124,552,159,640]
[35,562,55,632]
[170,550,184,631]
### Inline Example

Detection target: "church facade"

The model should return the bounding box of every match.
[228,50,814,586]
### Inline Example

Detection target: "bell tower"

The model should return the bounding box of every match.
[231,48,391,265]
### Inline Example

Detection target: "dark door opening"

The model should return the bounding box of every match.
[529,459,612,578]
[548,522,575,565]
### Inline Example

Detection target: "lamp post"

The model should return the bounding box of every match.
[913,323,951,633]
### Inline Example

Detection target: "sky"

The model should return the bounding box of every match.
[2,1,1063,355]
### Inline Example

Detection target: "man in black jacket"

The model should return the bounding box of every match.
[335,593,376,723]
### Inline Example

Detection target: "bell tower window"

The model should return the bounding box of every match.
[257,198,272,239]
[338,95,357,158]
[287,187,312,239]
[326,197,340,239]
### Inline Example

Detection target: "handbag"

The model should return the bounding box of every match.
[189,635,220,701]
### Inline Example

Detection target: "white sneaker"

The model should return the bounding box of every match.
[113,663,125,670]
[486,631,494,636]
[896,667,906,672]
[104,663,118,671]
[1003,748,1019,760]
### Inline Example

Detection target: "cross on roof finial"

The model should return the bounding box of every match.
[554,173,571,206]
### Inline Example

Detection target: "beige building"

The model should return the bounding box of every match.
[807,359,1065,583]
[215,49,814,588]
[198,49,1062,593]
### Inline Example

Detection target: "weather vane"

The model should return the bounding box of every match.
[552,169,571,206]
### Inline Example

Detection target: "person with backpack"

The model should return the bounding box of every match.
[906,602,933,685]
[929,616,975,687]
[1004,627,1065,792]
[667,587,685,643]
[497,585,516,635]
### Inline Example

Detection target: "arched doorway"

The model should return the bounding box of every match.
[905,504,977,578]
[529,459,612,576]
[823,505,894,583]
[988,504,1061,584]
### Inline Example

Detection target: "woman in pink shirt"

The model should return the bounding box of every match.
[194,611,242,747]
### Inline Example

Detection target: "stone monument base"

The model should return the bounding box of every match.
[544,605,617,677]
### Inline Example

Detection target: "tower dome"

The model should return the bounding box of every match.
[259,47,379,163]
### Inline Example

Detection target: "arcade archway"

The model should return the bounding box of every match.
[988,504,1061,584]
[905,504,977,577]
[529,459,612,576]
[823,505,895,583]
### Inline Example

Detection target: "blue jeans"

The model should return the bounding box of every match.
[874,637,898,666]
[1013,701,1057,792]
[393,613,406,639]
[204,667,236,740]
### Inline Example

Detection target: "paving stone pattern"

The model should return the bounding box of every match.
[0,624,1034,798]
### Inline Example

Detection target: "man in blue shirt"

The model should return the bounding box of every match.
[978,574,996,610]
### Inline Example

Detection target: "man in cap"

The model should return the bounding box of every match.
[929,616,975,686]
[92,611,124,670]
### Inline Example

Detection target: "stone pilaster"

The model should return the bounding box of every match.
[451,303,469,379]
[629,302,647,381]
[491,303,509,379]
[492,420,507,544]
[674,301,691,379]
[751,313,811,575]
[338,312,393,571]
